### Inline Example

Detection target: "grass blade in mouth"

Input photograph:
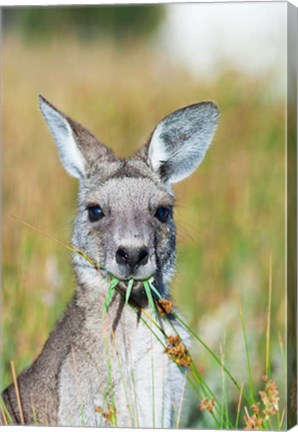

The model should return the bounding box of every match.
[104,277,119,314]
[125,278,134,304]
[148,280,162,300]
[143,280,157,320]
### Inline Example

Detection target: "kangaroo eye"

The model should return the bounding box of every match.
[155,206,171,223]
[87,205,104,222]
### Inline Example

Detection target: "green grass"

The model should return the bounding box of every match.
[240,306,255,404]
[103,277,119,315]
[1,34,287,428]
[125,278,134,304]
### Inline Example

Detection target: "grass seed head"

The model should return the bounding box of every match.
[95,405,102,413]
[243,406,263,430]
[164,335,192,367]
[156,298,174,316]
[200,397,215,413]
[244,377,280,429]
[251,403,260,415]
[95,405,117,425]
[259,378,279,418]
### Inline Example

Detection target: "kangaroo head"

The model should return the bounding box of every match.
[39,96,219,300]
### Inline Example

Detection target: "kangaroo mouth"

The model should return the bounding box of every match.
[103,267,155,285]
[101,267,161,303]
[113,279,150,308]
[105,257,156,284]
[115,276,155,291]
[102,270,164,309]
[117,278,143,292]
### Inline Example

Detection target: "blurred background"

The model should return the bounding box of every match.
[2,3,288,428]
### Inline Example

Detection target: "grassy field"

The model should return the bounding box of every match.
[2,34,287,428]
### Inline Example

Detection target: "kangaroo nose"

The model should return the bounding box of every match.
[116,246,149,269]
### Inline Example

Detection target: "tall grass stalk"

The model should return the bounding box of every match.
[279,406,286,429]
[219,339,229,429]
[0,399,10,425]
[130,366,140,427]
[102,324,117,426]
[239,305,255,404]
[277,331,286,371]
[0,404,7,425]
[175,373,187,428]
[10,360,24,425]
[173,314,250,404]
[266,255,273,378]
[235,383,243,429]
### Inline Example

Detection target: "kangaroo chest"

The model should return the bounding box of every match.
[57,305,178,428]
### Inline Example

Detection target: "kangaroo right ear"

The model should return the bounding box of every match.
[143,102,219,184]
[39,95,115,179]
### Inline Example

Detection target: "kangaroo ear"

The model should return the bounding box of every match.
[144,102,219,184]
[39,95,115,179]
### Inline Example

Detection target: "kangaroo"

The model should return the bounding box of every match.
[1,96,219,427]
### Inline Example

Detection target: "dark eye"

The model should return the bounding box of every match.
[155,206,171,223]
[87,205,104,222]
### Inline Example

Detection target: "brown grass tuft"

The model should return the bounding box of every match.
[164,335,192,367]
[259,377,279,419]
[200,397,215,413]
[156,298,174,316]
[244,376,280,429]
[244,405,263,430]
[95,405,117,425]
[10,360,24,425]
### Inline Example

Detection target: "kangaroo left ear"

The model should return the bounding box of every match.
[143,102,219,184]
[39,95,115,179]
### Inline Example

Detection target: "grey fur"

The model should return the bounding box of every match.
[1,96,219,427]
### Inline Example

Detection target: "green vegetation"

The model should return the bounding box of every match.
[1,33,287,428]
[3,5,165,41]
